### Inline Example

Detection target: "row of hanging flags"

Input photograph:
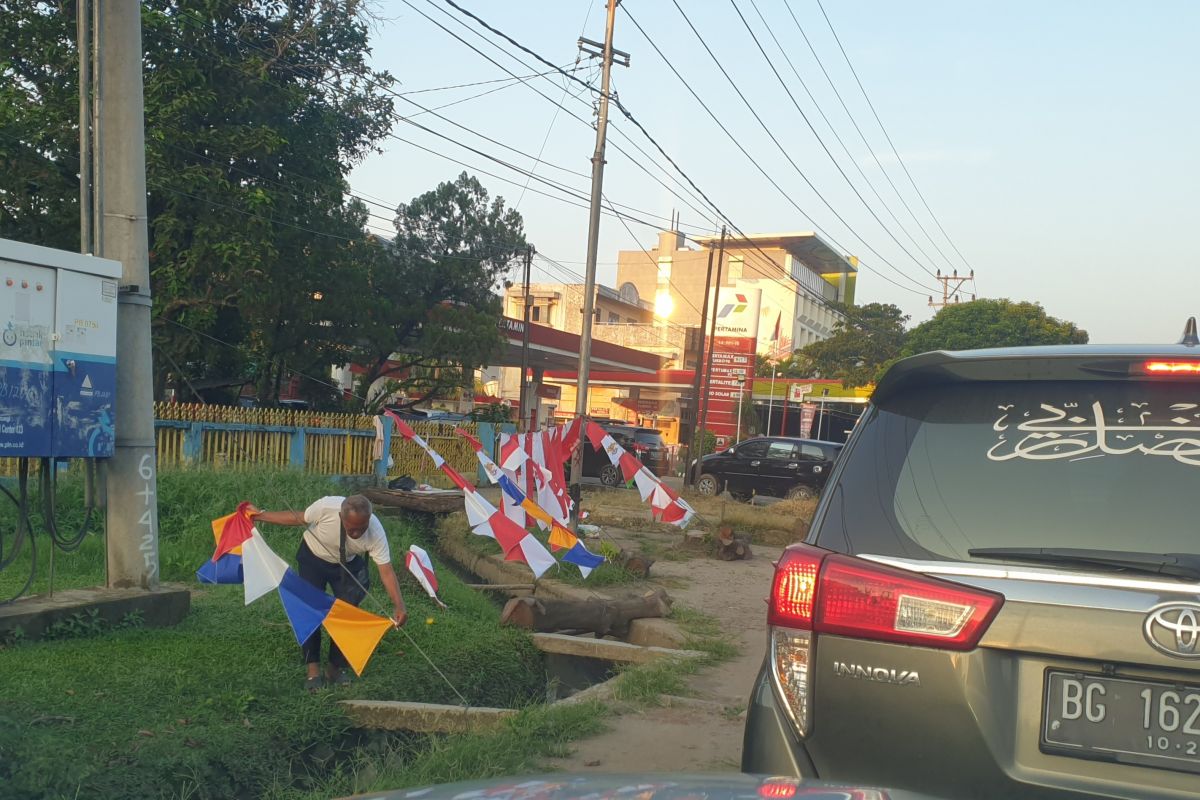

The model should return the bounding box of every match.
[384,412,695,580]
[195,415,695,675]
[197,503,447,677]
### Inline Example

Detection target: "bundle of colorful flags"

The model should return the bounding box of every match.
[458,428,604,578]
[583,421,695,526]
[196,503,447,676]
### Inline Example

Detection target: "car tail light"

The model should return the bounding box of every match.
[1141,360,1200,375]
[767,545,1004,738]
[816,555,1004,650]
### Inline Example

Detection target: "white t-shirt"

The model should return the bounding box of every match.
[302,496,391,566]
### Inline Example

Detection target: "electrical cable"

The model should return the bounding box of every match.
[39,458,97,554]
[741,0,951,275]
[0,461,36,606]
[812,0,976,274]
[725,0,938,280]
[777,0,961,275]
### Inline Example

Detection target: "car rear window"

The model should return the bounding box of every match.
[634,430,664,446]
[814,380,1200,561]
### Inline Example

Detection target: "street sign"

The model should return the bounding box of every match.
[788,383,813,403]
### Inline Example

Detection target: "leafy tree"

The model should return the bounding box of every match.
[902,299,1088,357]
[1,1,395,403]
[796,302,909,388]
[348,173,526,411]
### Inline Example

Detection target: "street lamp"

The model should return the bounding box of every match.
[735,375,746,443]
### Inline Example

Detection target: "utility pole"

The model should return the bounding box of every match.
[98,1,159,589]
[766,367,777,435]
[518,246,533,432]
[78,0,92,255]
[683,246,715,486]
[928,269,976,308]
[694,227,727,467]
[569,0,626,524]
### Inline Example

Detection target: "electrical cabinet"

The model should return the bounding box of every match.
[0,238,120,458]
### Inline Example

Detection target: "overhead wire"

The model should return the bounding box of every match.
[725,0,939,280]
[615,6,933,298]
[662,0,938,288]
[416,0,723,228]
[812,0,976,275]
[741,0,952,275]
[778,0,960,274]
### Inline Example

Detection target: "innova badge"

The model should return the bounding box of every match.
[1143,602,1200,659]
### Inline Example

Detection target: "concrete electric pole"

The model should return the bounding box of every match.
[569,0,625,525]
[96,1,160,589]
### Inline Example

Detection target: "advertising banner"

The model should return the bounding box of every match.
[700,288,761,441]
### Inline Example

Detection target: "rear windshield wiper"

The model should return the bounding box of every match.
[967,547,1200,581]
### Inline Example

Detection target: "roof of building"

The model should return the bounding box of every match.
[689,231,857,276]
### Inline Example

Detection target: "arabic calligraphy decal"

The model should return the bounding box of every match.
[988,401,1200,466]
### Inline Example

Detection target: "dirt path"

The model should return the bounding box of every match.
[550,526,782,774]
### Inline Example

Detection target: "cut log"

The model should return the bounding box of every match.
[499,588,672,638]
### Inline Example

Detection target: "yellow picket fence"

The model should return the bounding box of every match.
[0,406,481,480]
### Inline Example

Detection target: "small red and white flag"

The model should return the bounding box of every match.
[405,544,447,609]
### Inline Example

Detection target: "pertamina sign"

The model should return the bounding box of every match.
[701,288,761,441]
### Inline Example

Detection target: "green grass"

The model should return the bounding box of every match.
[0,469,551,800]
[610,605,739,708]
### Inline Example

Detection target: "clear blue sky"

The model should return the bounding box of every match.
[348,0,1200,343]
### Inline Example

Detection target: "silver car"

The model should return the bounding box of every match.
[743,336,1200,799]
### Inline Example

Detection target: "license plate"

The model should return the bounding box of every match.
[1042,671,1200,775]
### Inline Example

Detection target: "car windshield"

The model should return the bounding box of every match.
[634,430,663,446]
[822,380,1200,561]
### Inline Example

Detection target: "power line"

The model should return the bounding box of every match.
[778,0,960,274]
[725,0,938,280]
[665,0,938,288]
[397,68,564,95]
[407,0,723,230]
[742,0,952,275]
[812,0,976,274]
[618,6,933,297]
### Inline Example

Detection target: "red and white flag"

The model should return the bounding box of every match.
[405,544,447,609]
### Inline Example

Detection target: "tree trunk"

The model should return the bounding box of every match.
[499,588,672,638]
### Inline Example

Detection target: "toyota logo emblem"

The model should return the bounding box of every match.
[1143,602,1200,659]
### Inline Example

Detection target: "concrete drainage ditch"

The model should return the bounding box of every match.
[342,533,705,734]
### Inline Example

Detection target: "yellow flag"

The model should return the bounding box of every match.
[520,498,554,527]
[322,599,394,676]
[548,522,578,552]
[211,512,243,556]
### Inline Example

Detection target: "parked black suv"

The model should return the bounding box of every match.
[694,436,841,501]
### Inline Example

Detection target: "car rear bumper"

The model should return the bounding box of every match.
[741,662,818,777]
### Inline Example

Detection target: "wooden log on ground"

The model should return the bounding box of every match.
[362,488,464,514]
[499,588,672,638]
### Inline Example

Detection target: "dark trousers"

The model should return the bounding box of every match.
[296,540,367,668]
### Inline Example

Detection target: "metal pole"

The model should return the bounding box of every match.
[99,0,159,589]
[78,0,92,255]
[766,368,776,435]
[695,226,727,450]
[569,0,618,524]
[736,378,744,443]
[91,0,103,255]
[518,246,533,432]
[684,246,715,486]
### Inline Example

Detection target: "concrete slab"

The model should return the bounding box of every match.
[341,700,516,733]
[530,632,705,665]
[0,584,191,640]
